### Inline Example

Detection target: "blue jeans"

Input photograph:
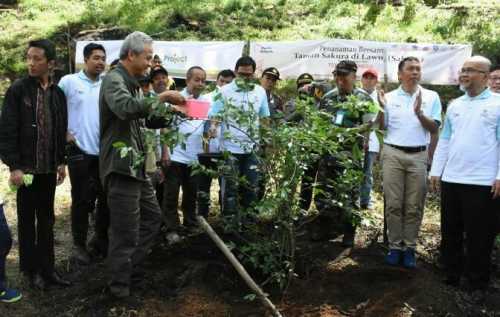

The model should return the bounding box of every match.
[221,153,260,218]
[360,151,378,207]
[0,203,13,291]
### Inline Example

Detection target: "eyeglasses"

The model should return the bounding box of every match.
[459,68,487,75]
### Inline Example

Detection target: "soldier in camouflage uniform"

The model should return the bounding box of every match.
[314,60,375,247]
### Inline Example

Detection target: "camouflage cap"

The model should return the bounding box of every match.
[296,73,314,87]
[334,60,358,75]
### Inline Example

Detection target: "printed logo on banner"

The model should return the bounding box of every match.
[164,53,188,64]
[259,46,274,53]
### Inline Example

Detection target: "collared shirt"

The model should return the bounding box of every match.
[208,81,270,154]
[169,89,210,164]
[384,85,442,147]
[430,88,500,186]
[59,70,102,155]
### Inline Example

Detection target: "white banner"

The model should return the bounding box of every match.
[75,40,245,80]
[250,39,472,85]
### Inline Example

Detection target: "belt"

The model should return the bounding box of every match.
[385,143,426,153]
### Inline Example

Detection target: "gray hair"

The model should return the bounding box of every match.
[119,31,153,60]
[465,55,492,71]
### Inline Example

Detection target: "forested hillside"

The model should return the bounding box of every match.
[0,0,498,82]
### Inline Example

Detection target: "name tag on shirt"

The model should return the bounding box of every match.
[334,110,345,125]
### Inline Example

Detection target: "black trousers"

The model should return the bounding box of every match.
[299,159,319,211]
[105,173,161,297]
[68,147,109,251]
[197,174,213,218]
[162,162,198,228]
[17,173,56,276]
[441,181,500,288]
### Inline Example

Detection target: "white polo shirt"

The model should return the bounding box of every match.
[208,81,270,154]
[430,88,500,186]
[384,85,442,147]
[59,71,102,155]
[169,89,210,165]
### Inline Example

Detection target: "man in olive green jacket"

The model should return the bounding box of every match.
[99,31,185,299]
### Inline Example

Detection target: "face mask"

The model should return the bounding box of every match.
[459,84,466,93]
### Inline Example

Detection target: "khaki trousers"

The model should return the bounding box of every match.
[382,145,427,250]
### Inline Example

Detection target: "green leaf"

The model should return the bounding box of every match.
[352,143,362,161]
[112,141,127,148]
[119,147,130,158]
[23,174,34,186]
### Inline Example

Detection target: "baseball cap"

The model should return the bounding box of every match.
[362,68,379,79]
[333,60,358,75]
[296,73,314,87]
[262,67,280,80]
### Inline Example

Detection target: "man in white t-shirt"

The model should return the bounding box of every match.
[359,68,380,210]
[430,56,500,291]
[377,57,442,268]
[163,66,209,230]
[58,43,109,264]
[208,56,270,220]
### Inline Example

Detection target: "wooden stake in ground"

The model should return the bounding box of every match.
[197,216,284,317]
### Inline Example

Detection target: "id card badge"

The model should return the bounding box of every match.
[334,110,345,125]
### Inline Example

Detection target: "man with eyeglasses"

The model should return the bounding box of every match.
[208,56,270,224]
[489,65,500,94]
[430,56,500,293]
[377,56,442,268]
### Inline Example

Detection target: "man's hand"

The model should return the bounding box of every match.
[492,180,500,199]
[429,176,441,192]
[171,105,187,115]
[9,169,24,187]
[208,121,219,138]
[161,143,171,168]
[66,132,76,144]
[157,168,165,184]
[363,139,369,152]
[414,90,422,115]
[158,90,186,106]
[57,165,66,186]
[377,89,387,109]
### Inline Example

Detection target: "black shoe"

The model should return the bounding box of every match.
[71,245,91,265]
[32,273,47,291]
[342,232,355,248]
[44,272,72,287]
[88,237,108,259]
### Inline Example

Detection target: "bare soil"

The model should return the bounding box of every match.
[1,164,499,317]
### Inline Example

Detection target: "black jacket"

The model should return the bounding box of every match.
[0,76,67,172]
